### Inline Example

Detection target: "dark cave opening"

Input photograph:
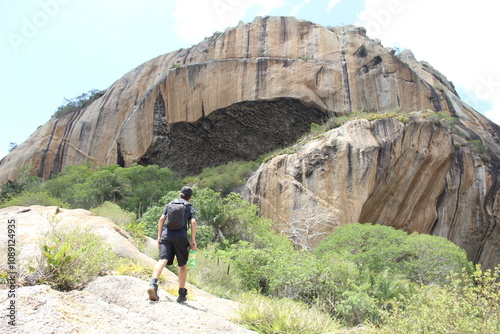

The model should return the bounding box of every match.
[138,98,328,176]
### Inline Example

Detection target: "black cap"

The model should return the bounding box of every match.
[180,186,193,198]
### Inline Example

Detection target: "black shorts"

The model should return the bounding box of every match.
[159,235,190,267]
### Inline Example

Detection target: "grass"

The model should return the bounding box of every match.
[237,292,345,334]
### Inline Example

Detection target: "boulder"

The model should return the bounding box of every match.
[2,16,496,180]
[243,117,500,269]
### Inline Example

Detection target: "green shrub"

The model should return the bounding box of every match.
[0,190,69,208]
[185,160,260,196]
[140,204,164,239]
[188,246,242,299]
[376,265,500,333]
[1,166,42,202]
[53,89,103,118]
[91,201,136,224]
[30,227,119,290]
[237,292,344,334]
[41,163,182,214]
[467,139,487,154]
[91,201,146,248]
[315,223,472,285]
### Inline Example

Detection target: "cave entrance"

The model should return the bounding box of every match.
[139,98,327,176]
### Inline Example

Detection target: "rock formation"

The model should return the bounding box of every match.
[243,116,500,269]
[0,16,499,268]
[1,16,493,180]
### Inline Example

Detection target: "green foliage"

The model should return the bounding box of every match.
[375,265,500,333]
[42,163,182,215]
[140,204,165,239]
[326,111,409,130]
[112,259,152,281]
[0,166,42,203]
[53,89,103,118]
[91,201,136,224]
[0,190,69,208]
[188,246,242,299]
[32,226,119,290]
[184,161,260,196]
[425,111,458,129]
[467,139,487,154]
[91,201,146,248]
[237,292,343,334]
[315,223,472,285]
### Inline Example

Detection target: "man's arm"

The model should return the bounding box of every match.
[190,218,197,250]
[157,215,166,244]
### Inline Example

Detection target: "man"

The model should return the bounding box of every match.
[147,186,197,302]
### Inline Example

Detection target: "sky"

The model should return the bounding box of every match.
[1,0,498,160]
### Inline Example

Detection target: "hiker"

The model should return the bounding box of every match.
[147,186,197,303]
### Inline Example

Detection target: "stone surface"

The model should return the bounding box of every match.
[243,116,500,270]
[0,275,255,334]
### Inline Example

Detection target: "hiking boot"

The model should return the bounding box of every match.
[147,283,159,301]
[177,288,187,303]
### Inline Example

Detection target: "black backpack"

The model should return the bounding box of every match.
[165,200,190,230]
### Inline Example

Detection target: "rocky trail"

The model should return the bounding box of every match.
[1,275,255,334]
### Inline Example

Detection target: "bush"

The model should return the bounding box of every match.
[185,160,260,196]
[141,188,276,246]
[91,201,146,248]
[375,265,500,333]
[53,89,103,118]
[188,246,242,299]
[467,139,487,154]
[29,226,119,290]
[315,223,472,285]
[237,292,343,334]
[91,201,136,224]
[0,190,69,208]
[0,166,42,202]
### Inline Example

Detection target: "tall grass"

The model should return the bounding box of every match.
[237,292,344,334]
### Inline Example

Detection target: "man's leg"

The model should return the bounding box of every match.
[177,265,188,302]
[152,259,168,279]
[148,259,168,301]
[178,264,187,288]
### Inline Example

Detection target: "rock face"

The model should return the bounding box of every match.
[0,275,255,334]
[243,116,500,269]
[1,16,492,180]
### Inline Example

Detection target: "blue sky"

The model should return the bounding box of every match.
[1,0,498,160]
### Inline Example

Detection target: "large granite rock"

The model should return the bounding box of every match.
[1,16,495,180]
[243,116,500,270]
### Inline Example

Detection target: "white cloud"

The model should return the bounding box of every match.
[172,0,285,45]
[356,0,500,125]
[327,0,341,11]
[483,105,500,126]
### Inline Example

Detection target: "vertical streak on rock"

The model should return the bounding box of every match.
[39,118,60,178]
[256,58,268,97]
[447,148,465,239]
[280,16,287,44]
[259,16,268,57]
[339,34,352,114]
[347,143,353,192]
